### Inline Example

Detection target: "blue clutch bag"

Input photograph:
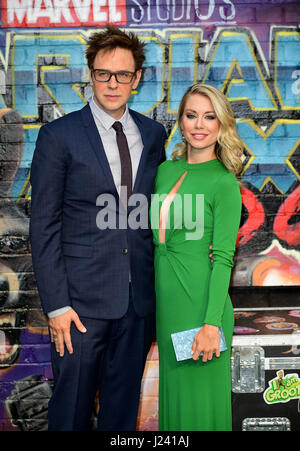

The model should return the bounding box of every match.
[171,326,227,361]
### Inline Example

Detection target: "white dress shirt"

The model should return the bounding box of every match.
[48,98,143,318]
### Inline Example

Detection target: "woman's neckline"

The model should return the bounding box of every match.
[178,155,221,168]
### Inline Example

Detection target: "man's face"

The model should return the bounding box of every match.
[89,47,142,120]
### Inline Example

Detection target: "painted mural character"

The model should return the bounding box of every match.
[151,83,243,430]
[29,25,167,431]
[0,109,52,431]
[0,109,27,369]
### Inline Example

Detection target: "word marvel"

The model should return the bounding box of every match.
[2,0,126,27]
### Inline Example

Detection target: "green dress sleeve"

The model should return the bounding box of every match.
[204,172,242,327]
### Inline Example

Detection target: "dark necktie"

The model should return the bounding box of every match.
[112,121,132,205]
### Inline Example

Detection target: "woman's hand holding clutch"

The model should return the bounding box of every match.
[191,324,220,362]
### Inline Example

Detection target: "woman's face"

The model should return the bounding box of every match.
[180,93,220,156]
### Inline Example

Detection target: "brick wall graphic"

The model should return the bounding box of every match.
[0,0,299,430]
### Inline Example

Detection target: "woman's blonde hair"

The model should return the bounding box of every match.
[171,83,244,178]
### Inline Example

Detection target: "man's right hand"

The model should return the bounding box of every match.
[48,308,87,357]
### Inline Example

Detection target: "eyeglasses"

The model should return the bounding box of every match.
[91,68,137,84]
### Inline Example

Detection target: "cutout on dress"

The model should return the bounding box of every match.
[159,171,187,244]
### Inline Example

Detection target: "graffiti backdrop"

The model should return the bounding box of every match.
[0,0,299,431]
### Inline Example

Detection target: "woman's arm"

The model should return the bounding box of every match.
[192,172,242,361]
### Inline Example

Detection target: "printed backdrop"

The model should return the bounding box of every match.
[0,0,299,431]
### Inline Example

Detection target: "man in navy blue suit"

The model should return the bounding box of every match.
[30,26,167,431]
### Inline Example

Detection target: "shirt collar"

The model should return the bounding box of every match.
[89,96,129,131]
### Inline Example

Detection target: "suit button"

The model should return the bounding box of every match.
[122,248,128,254]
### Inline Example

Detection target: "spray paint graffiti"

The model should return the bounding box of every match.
[0,107,52,430]
[0,0,299,431]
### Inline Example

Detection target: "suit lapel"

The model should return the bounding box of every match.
[80,105,152,201]
[81,104,118,196]
[129,109,151,196]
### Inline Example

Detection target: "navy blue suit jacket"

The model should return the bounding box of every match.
[30,104,167,319]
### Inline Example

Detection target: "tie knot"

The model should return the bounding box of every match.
[112,121,123,133]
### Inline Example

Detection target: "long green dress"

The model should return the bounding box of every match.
[150,156,242,431]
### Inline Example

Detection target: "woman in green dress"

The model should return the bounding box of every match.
[151,84,243,431]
